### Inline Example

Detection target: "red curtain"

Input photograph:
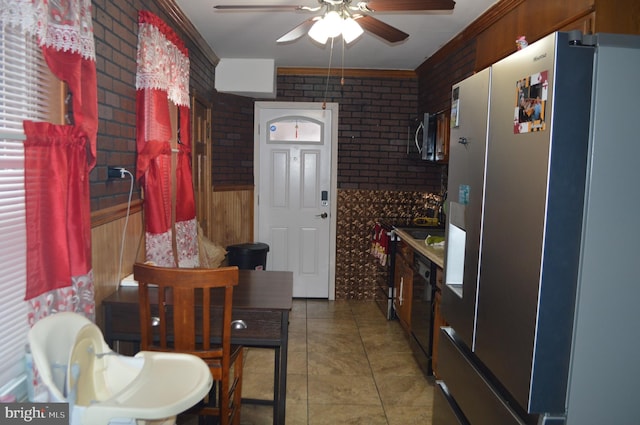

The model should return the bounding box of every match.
[136,11,198,267]
[42,46,98,168]
[176,105,194,225]
[136,88,173,236]
[6,0,99,402]
[21,0,97,316]
[23,122,92,299]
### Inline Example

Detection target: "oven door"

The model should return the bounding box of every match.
[410,253,435,375]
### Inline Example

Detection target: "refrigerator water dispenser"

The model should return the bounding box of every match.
[445,201,466,297]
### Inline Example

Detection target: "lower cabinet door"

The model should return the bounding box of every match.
[438,327,528,425]
[433,381,470,425]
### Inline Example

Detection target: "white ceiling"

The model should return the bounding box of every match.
[174,0,498,71]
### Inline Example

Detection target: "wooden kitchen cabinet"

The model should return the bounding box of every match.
[394,240,414,332]
[435,111,450,163]
[432,266,447,377]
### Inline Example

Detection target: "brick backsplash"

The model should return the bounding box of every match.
[335,188,439,300]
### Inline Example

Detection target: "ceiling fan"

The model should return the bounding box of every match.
[213,0,456,45]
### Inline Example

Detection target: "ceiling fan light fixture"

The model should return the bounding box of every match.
[308,9,363,45]
[342,17,363,44]
[323,10,343,38]
[308,18,330,44]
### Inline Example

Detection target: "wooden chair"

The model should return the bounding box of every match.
[133,263,244,425]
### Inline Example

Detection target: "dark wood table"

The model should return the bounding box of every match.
[101,270,293,425]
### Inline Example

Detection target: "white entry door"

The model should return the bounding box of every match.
[254,102,337,299]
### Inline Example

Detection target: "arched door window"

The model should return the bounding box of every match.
[267,116,323,144]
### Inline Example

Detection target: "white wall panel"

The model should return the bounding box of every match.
[270,227,289,271]
[301,150,319,209]
[299,227,318,275]
[270,150,289,208]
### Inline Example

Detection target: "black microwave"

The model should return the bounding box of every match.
[407,112,437,161]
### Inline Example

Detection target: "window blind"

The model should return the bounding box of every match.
[0,24,52,391]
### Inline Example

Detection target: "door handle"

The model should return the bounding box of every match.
[315,212,328,219]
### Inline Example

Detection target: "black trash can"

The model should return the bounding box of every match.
[226,243,270,270]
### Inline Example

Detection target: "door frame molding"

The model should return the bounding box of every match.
[191,92,213,239]
[254,101,338,300]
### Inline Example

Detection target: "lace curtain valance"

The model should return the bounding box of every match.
[0,0,95,60]
[136,10,189,107]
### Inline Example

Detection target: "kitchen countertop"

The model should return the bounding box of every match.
[393,228,446,269]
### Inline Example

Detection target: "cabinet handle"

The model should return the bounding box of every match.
[399,277,404,306]
[231,319,247,330]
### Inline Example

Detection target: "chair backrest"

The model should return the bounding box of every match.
[133,263,239,362]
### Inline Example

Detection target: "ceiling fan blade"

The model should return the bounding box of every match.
[214,5,306,11]
[277,18,316,43]
[358,0,455,11]
[354,15,409,43]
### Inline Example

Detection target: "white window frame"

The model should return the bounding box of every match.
[0,23,57,397]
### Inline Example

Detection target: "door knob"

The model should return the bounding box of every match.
[316,212,328,219]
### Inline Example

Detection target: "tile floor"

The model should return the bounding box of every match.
[179,299,434,425]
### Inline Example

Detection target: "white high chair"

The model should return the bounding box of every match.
[28,312,213,425]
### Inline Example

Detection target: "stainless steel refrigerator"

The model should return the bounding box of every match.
[434,32,640,425]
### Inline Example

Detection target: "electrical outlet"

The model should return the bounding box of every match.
[108,167,126,179]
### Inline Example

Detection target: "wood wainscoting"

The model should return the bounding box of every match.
[91,186,254,326]
[208,185,255,249]
[91,200,145,329]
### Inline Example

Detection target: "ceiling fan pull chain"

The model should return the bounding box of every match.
[341,35,345,83]
[341,37,345,95]
[322,37,336,110]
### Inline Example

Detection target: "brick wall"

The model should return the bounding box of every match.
[275,73,443,192]
[89,0,216,211]
[211,91,255,186]
[417,40,477,117]
[208,73,445,192]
